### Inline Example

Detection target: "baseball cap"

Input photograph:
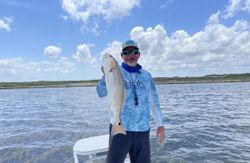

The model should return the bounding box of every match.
[122,40,138,50]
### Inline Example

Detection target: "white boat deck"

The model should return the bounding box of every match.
[73,134,130,163]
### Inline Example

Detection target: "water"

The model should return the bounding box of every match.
[0,82,250,163]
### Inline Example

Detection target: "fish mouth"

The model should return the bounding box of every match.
[103,53,113,59]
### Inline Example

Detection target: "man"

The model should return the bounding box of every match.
[96,40,165,163]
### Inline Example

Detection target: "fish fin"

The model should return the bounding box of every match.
[109,60,116,72]
[111,123,126,136]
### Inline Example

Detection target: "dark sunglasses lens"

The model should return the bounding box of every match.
[122,50,130,55]
[123,49,139,55]
[132,49,139,54]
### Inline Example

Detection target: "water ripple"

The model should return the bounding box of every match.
[0,83,250,162]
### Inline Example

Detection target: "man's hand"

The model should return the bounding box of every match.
[156,126,165,144]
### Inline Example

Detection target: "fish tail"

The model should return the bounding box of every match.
[111,123,126,136]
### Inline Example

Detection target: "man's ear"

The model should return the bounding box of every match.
[120,53,123,58]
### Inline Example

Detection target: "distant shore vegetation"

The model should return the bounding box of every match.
[1,73,250,89]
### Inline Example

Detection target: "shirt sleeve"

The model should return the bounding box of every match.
[96,75,108,97]
[149,74,164,127]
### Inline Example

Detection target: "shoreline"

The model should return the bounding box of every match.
[1,73,250,89]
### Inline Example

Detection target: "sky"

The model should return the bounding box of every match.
[0,0,250,82]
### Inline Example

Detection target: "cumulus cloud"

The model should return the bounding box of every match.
[0,57,27,75]
[100,41,122,62]
[97,0,250,77]
[73,43,97,64]
[0,17,13,32]
[41,57,75,73]
[44,46,62,58]
[57,57,75,73]
[61,0,140,33]
[222,0,250,18]
[0,57,75,81]
[110,19,250,77]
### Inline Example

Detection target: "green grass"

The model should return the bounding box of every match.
[153,73,250,84]
[0,80,98,89]
[1,73,250,89]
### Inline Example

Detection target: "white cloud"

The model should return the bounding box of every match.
[100,41,122,63]
[0,57,75,81]
[0,17,13,32]
[57,57,75,73]
[61,0,140,33]
[73,43,97,64]
[95,1,250,77]
[223,0,250,18]
[160,0,175,10]
[207,11,220,25]
[44,46,62,58]
[0,57,26,74]
[120,20,250,77]
[42,57,75,73]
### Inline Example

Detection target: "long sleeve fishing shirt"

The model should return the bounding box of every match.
[96,66,164,132]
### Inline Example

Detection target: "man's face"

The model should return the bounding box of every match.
[121,46,140,67]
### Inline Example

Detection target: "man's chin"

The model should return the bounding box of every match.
[126,62,137,67]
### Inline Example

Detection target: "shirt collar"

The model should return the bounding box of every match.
[121,62,142,73]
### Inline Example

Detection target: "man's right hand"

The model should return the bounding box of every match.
[156,126,165,144]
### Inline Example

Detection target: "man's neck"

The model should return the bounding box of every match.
[124,62,137,67]
[121,62,142,73]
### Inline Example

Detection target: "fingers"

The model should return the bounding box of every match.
[157,132,164,144]
[159,133,165,143]
[156,126,165,144]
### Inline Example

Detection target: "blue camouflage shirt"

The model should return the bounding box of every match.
[96,66,164,132]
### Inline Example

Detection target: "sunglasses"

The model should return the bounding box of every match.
[122,49,140,55]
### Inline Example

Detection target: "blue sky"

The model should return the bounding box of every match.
[0,0,250,82]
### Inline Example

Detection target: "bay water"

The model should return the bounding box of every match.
[0,82,250,163]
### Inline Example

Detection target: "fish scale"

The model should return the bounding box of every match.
[102,53,126,136]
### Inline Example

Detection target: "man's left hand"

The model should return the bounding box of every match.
[156,126,165,144]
